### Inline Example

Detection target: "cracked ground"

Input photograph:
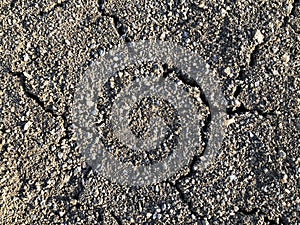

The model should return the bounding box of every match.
[0,0,300,224]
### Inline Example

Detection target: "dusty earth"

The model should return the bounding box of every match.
[0,0,300,224]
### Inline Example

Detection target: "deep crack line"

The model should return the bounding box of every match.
[73,165,92,200]
[291,0,300,16]
[11,71,58,117]
[10,0,18,9]
[103,14,130,42]
[226,103,278,118]
[167,180,203,221]
[110,212,123,225]
[248,44,261,67]
[10,70,71,145]
[162,64,212,155]
[98,0,130,42]
[281,0,298,28]
[98,0,105,12]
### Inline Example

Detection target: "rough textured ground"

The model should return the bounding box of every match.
[1,0,299,224]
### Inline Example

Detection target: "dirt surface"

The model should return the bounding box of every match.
[1,0,300,224]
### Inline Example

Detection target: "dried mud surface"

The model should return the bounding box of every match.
[1,0,299,224]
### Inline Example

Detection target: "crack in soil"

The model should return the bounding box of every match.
[282,0,298,28]
[10,70,71,147]
[226,103,278,118]
[167,180,204,221]
[110,211,123,225]
[97,0,130,41]
[72,165,92,200]
[248,44,261,67]
[103,14,130,42]
[162,64,212,152]
[11,71,58,117]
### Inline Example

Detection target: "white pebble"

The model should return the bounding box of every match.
[254,30,264,44]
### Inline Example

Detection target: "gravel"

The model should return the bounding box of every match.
[1,0,299,224]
